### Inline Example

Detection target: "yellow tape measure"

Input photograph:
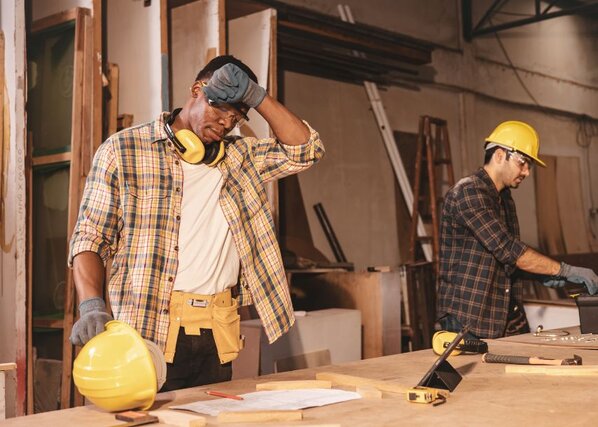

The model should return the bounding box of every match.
[406,386,449,405]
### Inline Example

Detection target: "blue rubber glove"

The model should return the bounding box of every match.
[70,297,113,346]
[203,63,266,108]
[559,263,598,295]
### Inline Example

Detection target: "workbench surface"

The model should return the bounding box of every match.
[5,337,598,426]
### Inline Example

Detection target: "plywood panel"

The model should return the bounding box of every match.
[170,0,221,108]
[534,155,565,255]
[228,8,274,139]
[556,156,591,254]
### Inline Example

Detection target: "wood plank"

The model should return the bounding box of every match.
[32,318,64,329]
[1,370,5,420]
[105,64,119,137]
[535,155,565,255]
[255,380,332,391]
[505,365,598,376]
[170,0,220,108]
[217,410,302,423]
[26,137,33,415]
[315,372,408,394]
[0,364,16,371]
[229,9,273,139]
[91,0,102,153]
[148,409,206,426]
[31,9,78,33]
[31,152,71,166]
[556,156,591,254]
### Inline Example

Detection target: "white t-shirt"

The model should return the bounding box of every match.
[173,161,240,295]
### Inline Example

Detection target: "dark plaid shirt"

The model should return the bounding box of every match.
[437,168,528,338]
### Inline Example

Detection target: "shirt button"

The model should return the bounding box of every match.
[505,288,510,293]
[162,308,169,314]
[168,277,174,282]
[176,187,181,192]
[168,142,172,147]
[244,284,249,290]
[175,160,180,165]
[176,215,181,221]
[174,246,179,251]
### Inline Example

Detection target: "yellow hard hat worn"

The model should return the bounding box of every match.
[73,320,166,412]
[485,120,546,167]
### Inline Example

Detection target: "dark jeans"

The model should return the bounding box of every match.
[438,313,481,340]
[160,328,232,392]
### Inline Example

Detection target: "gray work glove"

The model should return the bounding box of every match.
[542,277,567,288]
[203,63,266,108]
[559,263,598,295]
[70,297,113,346]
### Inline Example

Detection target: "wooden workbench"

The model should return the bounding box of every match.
[4,337,598,426]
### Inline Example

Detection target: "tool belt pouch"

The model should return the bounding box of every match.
[211,298,244,364]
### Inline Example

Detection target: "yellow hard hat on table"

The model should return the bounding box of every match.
[485,120,546,167]
[72,320,166,412]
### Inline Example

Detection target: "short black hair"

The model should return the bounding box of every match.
[484,145,500,165]
[195,55,258,84]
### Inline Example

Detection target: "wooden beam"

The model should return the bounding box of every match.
[31,153,71,166]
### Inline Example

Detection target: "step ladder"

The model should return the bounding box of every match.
[404,116,455,350]
[409,116,455,268]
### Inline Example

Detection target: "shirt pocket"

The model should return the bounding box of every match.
[122,181,169,227]
[125,183,168,200]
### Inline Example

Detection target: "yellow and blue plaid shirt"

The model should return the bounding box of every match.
[69,113,325,350]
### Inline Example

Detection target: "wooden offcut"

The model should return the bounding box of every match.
[505,365,598,376]
[149,410,206,427]
[315,372,408,395]
[256,380,332,391]
[217,410,303,423]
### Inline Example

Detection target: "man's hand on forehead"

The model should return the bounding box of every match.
[203,63,266,109]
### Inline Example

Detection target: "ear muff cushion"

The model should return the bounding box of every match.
[205,140,226,167]
[175,129,205,164]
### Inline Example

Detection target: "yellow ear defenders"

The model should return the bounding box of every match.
[164,108,225,166]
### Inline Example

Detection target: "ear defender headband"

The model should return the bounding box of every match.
[164,108,225,166]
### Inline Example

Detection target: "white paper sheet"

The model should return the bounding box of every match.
[170,388,361,416]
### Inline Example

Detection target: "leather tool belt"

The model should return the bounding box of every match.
[164,288,244,364]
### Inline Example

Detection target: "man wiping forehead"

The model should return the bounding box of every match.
[68,55,325,391]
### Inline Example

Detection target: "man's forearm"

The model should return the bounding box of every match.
[255,95,310,146]
[72,251,106,301]
[516,247,561,276]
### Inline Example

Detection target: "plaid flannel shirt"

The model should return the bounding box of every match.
[69,113,324,350]
[437,168,528,338]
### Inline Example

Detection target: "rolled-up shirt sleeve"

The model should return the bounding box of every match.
[68,140,120,267]
[249,120,325,182]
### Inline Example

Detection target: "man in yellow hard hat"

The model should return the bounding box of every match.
[437,120,598,338]
[67,55,325,391]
